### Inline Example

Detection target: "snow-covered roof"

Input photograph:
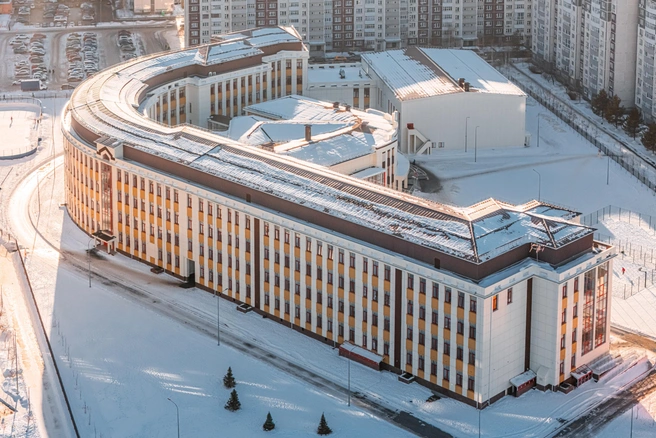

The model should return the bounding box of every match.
[510,370,536,387]
[306,64,372,85]
[362,47,523,100]
[350,167,385,179]
[421,49,524,96]
[65,29,594,267]
[284,133,374,167]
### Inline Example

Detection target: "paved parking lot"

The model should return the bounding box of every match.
[0,27,168,91]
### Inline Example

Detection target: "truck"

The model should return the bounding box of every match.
[20,79,41,92]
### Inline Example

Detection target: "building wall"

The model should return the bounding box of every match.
[398,92,527,153]
[184,0,539,50]
[636,0,656,120]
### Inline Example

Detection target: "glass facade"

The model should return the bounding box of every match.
[581,262,609,355]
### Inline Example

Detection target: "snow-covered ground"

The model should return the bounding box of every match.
[0,95,653,437]
[413,97,656,217]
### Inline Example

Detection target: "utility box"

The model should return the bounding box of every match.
[21,79,41,92]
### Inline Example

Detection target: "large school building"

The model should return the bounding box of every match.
[62,26,615,407]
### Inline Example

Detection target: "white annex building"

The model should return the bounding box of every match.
[307,48,527,154]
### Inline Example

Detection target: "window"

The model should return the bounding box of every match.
[574,277,579,292]
[406,327,413,340]
[469,351,475,365]
[407,273,414,289]
[419,278,426,294]
[406,352,413,365]
[444,315,451,330]
[407,300,413,315]
[419,306,425,320]
[372,261,378,277]
[562,309,567,324]
[457,292,465,308]
[444,341,450,356]
[573,303,578,318]
[432,283,439,299]
[469,325,476,340]
[507,288,513,304]
[431,361,438,376]
[349,252,356,268]
[470,298,477,313]
[384,265,390,281]
[562,284,568,298]
[561,334,566,350]
[444,287,451,303]
[571,354,576,369]
[456,372,463,387]
[431,310,438,325]
[457,320,464,335]
[559,360,565,375]
[443,367,450,381]
[456,346,463,361]
[492,294,498,311]
[372,312,378,326]
[468,376,475,392]
[572,328,577,344]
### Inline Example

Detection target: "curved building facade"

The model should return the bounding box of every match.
[62,27,615,407]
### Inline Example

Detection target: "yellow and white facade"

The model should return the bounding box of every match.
[62,27,615,408]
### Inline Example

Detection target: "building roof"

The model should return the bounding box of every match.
[306,63,373,85]
[230,96,395,167]
[361,47,524,101]
[65,29,593,266]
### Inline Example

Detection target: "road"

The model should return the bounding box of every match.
[553,370,656,437]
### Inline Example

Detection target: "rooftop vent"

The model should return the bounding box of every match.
[304,124,312,142]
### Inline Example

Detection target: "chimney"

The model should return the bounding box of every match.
[458,77,465,88]
[345,104,351,112]
[333,102,340,109]
[464,82,470,92]
[304,124,312,142]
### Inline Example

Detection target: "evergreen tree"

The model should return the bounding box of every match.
[604,95,623,126]
[642,123,656,153]
[223,367,236,389]
[263,412,275,431]
[317,413,332,435]
[624,107,642,139]
[591,90,609,117]
[224,389,241,412]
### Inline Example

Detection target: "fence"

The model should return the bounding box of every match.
[615,269,656,300]
[506,69,656,194]
[0,230,80,437]
[582,205,656,236]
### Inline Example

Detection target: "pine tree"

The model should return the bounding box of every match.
[317,413,332,435]
[591,90,609,117]
[624,107,642,139]
[223,367,236,389]
[604,95,623,126]
[642,123,656,153]
[263,412,275,431]
[224,389,241,411]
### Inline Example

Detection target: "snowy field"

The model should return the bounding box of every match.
[0,104,41,158]
[413,98,656,217]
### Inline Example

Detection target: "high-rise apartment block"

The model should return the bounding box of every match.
[184,0,535,54]
[532,0,639,106]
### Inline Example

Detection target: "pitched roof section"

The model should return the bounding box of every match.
[362,48,524,101]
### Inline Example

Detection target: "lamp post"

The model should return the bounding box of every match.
[465,116,470,152]
[532,169,541,201]
[604,153,621,185]
[87,236,94,288]
[537,114,543,148]
[474,126,480,163]
[167,397,180,438]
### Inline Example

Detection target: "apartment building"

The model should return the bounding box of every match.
[185,0,535,52]
[63,27,614,407]
[636,0,656,120]
[532,0,639,105]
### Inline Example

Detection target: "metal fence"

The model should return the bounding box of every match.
[506,70,656,194]
[582,205,656,236]
[615,269,656,300]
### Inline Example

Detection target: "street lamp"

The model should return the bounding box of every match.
[344,343,356,407]
[87,236,94,288]
[167,397,180,438]
[465,116,470,152]
[532,169,541,201]
[536,113,546,148]
[604,153,621,185]
[474,126,480,163]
